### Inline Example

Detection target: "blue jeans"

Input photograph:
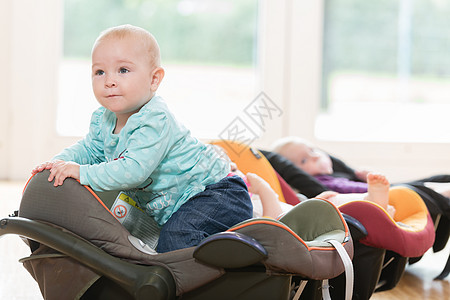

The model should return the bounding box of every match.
[156,175,253,253]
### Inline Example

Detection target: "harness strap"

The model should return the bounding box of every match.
[291,239,354,300]
[322,279,331,300]
[323,239,354,300]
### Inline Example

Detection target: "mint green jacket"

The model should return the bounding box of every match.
[54,96,229,225]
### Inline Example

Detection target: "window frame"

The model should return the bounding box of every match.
[282,0,450,181]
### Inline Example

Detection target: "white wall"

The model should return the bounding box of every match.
[0,0,12,177]
[0,0,78,180]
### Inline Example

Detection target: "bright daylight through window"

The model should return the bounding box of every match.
[317,0,450,143]
[58,0,259,139]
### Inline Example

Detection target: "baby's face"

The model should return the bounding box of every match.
[289,143,333,176]
[91,36,155,117]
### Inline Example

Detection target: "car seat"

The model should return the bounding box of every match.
[401,183,450,280]
[0,170,353,300]
[261,150,436,298]
[335,186,435,293]
[210,139,288,203]
[210,140,375,299]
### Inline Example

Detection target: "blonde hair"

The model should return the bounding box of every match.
[271,136,313,154]
[93,24,161,67]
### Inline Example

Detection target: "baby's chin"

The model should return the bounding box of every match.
[317,157,333,175]
[318,165,333,175]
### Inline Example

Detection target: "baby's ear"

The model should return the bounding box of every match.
[150,67,165,92]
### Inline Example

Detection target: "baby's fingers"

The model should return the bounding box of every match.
[48,164,71,187]
[48,167,65,186]
[31,167,41,174]
[32,162,52,174]
[53,174,65,187]
[48,170,65,187]
[47,168,56,183]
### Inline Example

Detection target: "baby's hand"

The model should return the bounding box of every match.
[32,160,62,175]
[47,160,80,187]
[315,191,339,200]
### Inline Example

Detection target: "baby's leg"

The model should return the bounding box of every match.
[327,173,395,217]
[157,176,252,253]
[327,193,365,206]
[365,173,396,217]
[364,173,390,210]
[246,173,283,219]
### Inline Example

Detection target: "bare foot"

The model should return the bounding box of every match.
[365,173,390,211]
[246,173,274,195]
[246,173,283,219]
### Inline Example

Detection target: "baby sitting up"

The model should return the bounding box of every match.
[32,25,253,253]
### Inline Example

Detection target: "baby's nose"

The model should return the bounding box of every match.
[105,76,117,88]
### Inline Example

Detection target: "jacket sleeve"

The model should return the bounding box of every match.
[79,110,172,191]
[53,109,106,165]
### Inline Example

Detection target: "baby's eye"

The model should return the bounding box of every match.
[300,158,308,165]
[119,67,129,74]
[94,69,104,76]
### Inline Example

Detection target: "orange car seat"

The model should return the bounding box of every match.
[209,140,287,203]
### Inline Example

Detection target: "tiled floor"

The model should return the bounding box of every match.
[0,180,449,299]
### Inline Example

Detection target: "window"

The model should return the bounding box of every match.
[317,0,450,143]
[58,0,259,139]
